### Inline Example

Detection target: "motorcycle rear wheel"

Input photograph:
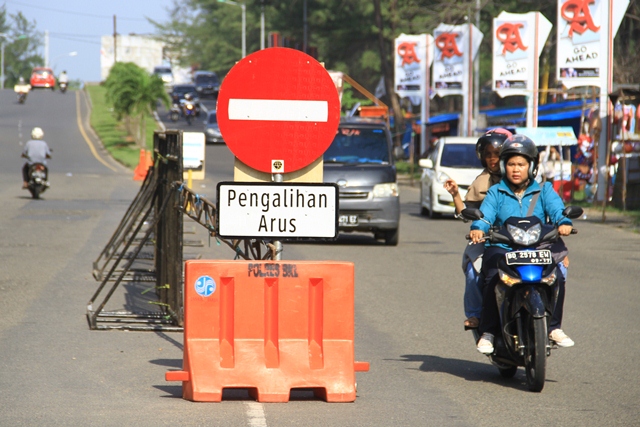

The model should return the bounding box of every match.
[30,186,41,199]
[524,316,547,392]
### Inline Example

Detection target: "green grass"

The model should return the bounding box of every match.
[85,84,159,169]
[395,160,422,180]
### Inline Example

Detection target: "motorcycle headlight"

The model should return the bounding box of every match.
[498,268,521,287]
[372,183,399,198]
[507,223,541,245]
[540,268,557,286]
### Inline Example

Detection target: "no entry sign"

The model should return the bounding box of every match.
[217,48,341,174]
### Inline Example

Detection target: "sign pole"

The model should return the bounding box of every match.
[273,172,284,260]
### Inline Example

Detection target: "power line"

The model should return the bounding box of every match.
[5,0,149,21]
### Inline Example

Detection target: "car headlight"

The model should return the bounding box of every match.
[372,183,399,198]
[436,171,451,183]
[507,223,541,245]
[498,268,521,287]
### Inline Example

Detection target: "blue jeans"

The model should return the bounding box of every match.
[464,263,483,319]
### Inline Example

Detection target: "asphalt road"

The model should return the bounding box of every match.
[0,88,639,426]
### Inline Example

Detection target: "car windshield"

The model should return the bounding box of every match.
[195,75,219,84]
[174,86,196,94]
[324,127,389,164]
[155,67,171,74]
[34,69,52,76]
[440,143,482,168]
[207,113,218,124]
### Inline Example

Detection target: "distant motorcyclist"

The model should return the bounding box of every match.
[22,127,51,189]
[58,70,68,84]
[14,77,31,103]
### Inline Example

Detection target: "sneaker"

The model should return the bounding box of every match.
[549,329,575,347]
[477,333,494,354]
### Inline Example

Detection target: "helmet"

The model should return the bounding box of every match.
[499,134,539,179]
[31,127,44,140]
[18,76,25,83]
[476,128,512,167]
[184,93,193,101]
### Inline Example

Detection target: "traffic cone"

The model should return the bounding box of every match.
[145,149,154,170]
[133,149,146,181]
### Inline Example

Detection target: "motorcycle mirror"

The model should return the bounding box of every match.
[461,208,483,221]
[562,206,584,219]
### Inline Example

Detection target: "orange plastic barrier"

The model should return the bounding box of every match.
[133,149,147,181]
[166,260,369,402]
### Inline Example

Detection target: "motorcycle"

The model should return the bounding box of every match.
[26,163,50,199]
[59,81,68,93]
[14,83,30,104]
[462,205,583,392]
[183,101,196,125]
[169,103,181,122]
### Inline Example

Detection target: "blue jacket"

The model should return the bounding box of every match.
[471,179,572,248]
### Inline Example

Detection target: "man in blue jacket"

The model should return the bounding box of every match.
[469,135,575,354]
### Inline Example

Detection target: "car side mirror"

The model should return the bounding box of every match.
[393,146,404,160]
[418,158,434,169]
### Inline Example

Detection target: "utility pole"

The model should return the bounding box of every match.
[260,0,265,50]
[473,0,480,134]
[44,30,49,67]
[303,0,308,53]
[113,15,117,63]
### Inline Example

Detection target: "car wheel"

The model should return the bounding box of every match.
[383,229,399,246]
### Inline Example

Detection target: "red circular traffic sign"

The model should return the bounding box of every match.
[217,48,341,174]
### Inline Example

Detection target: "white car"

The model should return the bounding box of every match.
[419,137,483,217]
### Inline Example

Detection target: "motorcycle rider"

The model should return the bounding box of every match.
[469,135,575,354]
[21,127,51,189]
[444,129,511,329]
[58,70,68,85]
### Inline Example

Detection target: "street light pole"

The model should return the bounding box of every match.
[218,0,246,58]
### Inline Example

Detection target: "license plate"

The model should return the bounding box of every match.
[339,215,358,226]
[505,249,552,265]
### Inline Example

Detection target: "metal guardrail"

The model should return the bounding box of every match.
[174,183,276,261]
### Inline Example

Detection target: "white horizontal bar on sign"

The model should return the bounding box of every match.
[228,99,328,122]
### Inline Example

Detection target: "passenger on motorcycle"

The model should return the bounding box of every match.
[21,127,51,189]
[444,128,511,329]
[469,135,575,354]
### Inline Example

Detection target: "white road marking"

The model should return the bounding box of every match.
[244,401,268,427]
[228,99,328,122]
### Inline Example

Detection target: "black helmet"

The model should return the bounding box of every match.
[499,134,539,179]
[476,129,511,167]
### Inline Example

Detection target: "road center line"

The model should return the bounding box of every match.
[228,99,328,122]
[244,401,267,427]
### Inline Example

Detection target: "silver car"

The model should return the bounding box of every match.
[323,118,400,245]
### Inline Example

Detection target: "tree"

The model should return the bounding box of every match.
[105,62,170,148]
[0,5,43,88]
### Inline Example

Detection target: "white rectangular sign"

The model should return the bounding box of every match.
[217,182,338,239]
[183,131,205,180]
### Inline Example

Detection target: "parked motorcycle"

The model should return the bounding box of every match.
[59,81,68,93]
[462,205,583,392]
[26,163,50,199]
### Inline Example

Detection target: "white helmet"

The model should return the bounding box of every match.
[31,127,44,140]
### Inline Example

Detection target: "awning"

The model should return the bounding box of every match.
[514,126,578,146]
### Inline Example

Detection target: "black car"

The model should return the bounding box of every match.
[193,71,220,98]
[203,110,224,144]
[170,84,198,104]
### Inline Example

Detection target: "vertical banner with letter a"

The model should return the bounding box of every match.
[493,11,552,127]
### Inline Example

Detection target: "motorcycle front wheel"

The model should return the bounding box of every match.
[524,316,547,392]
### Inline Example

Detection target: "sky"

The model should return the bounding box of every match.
[4,0,176,82]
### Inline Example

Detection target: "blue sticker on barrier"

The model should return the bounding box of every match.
[195,275,216,297]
